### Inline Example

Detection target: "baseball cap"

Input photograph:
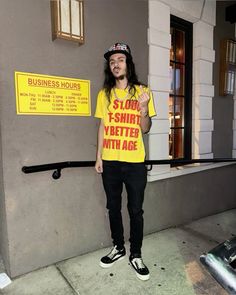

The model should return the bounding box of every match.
[104,43,132,60]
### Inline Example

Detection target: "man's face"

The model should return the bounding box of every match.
[109,53,127,80]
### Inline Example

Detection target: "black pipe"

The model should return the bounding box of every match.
[22,161,95,174]
[22,158,236,179]
[22,161,96,179]
[145,158,236,165]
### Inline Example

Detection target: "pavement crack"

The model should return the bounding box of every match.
[55,265,81,295]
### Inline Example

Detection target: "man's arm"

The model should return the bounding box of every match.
[95,119,104,173]
[140,111,152,133]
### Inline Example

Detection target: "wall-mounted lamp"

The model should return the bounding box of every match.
[51,0,84,44]
[219,39,236,96]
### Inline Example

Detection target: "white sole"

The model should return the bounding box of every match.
[99,255,125,268]
[136,272,150,281]
[130,262,150,281]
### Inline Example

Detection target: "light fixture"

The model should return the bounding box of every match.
[51,0,84,44]
[219,39,236,96]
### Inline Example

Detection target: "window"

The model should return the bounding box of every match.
[169,16,192,160]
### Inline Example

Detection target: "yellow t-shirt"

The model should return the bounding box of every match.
[94,85,156,163]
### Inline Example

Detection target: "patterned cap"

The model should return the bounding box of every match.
[104,43,132,60]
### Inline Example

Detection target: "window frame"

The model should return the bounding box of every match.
[170,15,193,162]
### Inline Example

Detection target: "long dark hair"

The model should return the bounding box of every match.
[103,57,144,102]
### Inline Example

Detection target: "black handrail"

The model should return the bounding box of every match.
[22,158,236,179]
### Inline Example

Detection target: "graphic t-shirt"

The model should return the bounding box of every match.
[94,85,156,163]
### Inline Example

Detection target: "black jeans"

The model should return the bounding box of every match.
[102,160,147,255]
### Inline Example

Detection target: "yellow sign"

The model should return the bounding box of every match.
[15,71,91,116]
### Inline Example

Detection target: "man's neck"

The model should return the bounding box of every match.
[115,77,128,90]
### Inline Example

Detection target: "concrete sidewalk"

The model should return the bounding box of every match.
[1,210,235,295]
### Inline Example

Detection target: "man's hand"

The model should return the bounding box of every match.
[95,158,103,173]
[138,85,151,133]
[138,85,150,117]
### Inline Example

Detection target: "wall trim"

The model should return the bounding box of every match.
[148,162,235,182]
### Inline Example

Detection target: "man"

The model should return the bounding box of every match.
[94,43,156,281]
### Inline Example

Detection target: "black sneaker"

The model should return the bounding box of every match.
[129,254,150,281]
[100,246,126,268]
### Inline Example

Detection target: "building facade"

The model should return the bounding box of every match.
[0,0,236,277]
